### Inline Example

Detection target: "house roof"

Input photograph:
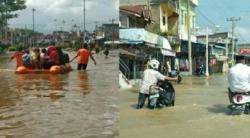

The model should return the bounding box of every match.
[120,5,152,22]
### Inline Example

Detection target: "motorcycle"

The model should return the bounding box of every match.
[228,88,250,115]
[196,64,205,76]
[148,79,180,109]
[168,70,182,84]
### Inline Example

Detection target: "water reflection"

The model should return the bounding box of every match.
[14,74,69,101]
[0,74,21,108]
[77,71,91,95]
[0,51,119,138]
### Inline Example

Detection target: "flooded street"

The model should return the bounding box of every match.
[120,75,250,138]
[0,51,119,138]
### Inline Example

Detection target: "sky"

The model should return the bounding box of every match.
[9,0,119,34]
[8,0,250,44]
[196,0,250,44]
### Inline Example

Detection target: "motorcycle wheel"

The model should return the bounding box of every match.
[230,109,244,115]
[171,100,175,106]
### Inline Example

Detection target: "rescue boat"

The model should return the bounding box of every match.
[15,64,72,74]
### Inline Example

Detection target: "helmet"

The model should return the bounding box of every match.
[149,59,160,70]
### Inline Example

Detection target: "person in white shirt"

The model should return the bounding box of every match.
[228,55,250,102]
[137,59,178,109]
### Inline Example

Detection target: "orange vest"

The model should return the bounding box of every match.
[77,48,91,64]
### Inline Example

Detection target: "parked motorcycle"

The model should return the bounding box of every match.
[196,64,205,76]
[228,88,250,115]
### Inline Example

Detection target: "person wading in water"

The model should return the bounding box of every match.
[70,43,97,70]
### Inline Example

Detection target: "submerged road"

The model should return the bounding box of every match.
[120,75,250,138]
[0,50,119,138]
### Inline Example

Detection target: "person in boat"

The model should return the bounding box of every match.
[56,46,66,65]
[55,46,70,72]
[31,48,41,69]
[70,43,97,70]
[40,48,49,69]
[43,45,59,69]
[22,49,33,68]
[9,47,24,69]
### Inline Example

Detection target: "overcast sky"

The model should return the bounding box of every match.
[9,0,119,34]
[197,0,250,44]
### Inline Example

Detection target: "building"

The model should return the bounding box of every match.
[120,5,153,29]
[102,23,120,46]
[196,32,233,73]
[178,0,199,42]
[237,43,250,65]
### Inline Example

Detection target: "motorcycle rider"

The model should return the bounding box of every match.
[137,59,178,109]
[228,55,250,103]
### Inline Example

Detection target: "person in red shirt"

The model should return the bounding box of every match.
[9,47,24,69]
[71,43,97,70]
[47,45,59,65]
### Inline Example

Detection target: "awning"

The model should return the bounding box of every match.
[145,31,158,45]
[119,40,144,45]
[119,29,173,52]
[216,55,228,61]
[157,36,172,50]
[161,49,176,57]
[104,41,122,45]
[214,45,226,50]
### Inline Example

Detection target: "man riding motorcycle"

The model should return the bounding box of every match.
[228,55,250,103]
[137,59,178,109]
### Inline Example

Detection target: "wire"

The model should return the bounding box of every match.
[196,8,217,27]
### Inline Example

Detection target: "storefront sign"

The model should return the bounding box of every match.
[239,48,250,55]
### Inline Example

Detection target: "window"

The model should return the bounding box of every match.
[192,16,196,29]
[181,10,185,25]
[163,16,166,25]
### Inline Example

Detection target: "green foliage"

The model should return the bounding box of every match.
[15,28,43,36]
[0,46,4,53]
[0,0,26,26]
[0,42,10,52]
[157,29,178,37]
[8,43,24,51]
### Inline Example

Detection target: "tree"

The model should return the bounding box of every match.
[0,0,26,27]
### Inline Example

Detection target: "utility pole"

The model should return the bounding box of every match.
[83,0,86,44]
[227,17,240,63]
[32,8,35,32]
[147,0,150,10]
[225,35,229,72]
[54,19,57,31]
[205,27,209,77]
[62,20,66,31]
[32,8,35,47]
[111,19,115,48]
[94,21,99,31]
[187,0,192,75]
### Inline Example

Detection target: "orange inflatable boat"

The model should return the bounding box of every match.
[15,64,72,74]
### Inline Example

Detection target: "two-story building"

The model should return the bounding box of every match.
[196,32,232,73]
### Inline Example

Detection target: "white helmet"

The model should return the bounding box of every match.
[149,59,160,70]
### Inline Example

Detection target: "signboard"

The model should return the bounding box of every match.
[239,48,250,55]
[119,29,146,42]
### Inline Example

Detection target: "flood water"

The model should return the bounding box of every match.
[120,75,250,138]
[0,51,119,138]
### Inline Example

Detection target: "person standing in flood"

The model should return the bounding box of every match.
[70,43,97,70]
[9,47,24,69]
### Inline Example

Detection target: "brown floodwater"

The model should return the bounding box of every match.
[0,51,119,138]
[120,74,250,138]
